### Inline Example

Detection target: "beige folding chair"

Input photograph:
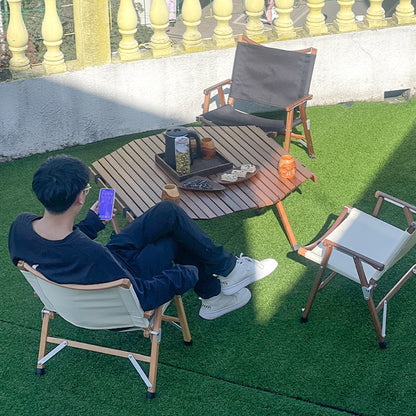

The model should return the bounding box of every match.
[18,260,192,399]
[298,191,416,348]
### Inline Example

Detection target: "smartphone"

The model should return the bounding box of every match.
[98,188,115,221]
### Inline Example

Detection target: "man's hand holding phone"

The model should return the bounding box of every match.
[91,189,116,224]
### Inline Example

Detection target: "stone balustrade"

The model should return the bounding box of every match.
[4,0,416,77]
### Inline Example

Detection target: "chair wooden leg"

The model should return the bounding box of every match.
[173,295,192,345]
[36,309,53,375]
[299,103,315,158]
[275,200,298,250]
[146,306,163,399]
[284,110,294,153]
[366,293,387,349]
[301,246,334,322]
[301,266,326,322]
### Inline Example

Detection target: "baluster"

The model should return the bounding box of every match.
[6,0,30,72]
[213,0,235,48]
[150,0,173,57]
[304,0,328,35]
[244,0,267,42]
[118,0,141,60]
[42,0,66,74]
[273,0,296,39]
[333,0,357,32]
[72,0,111,68]
[182,0,204,52]
[393,0,415,24]
[365,0,387,28]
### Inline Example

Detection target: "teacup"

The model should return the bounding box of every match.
[201,137,216,160]
[161,184,180,204]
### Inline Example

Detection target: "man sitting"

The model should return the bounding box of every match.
[9,155,277,319]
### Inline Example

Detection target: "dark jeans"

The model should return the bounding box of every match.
[106,201,236,300]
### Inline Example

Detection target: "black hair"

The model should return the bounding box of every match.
[32,155,90,213]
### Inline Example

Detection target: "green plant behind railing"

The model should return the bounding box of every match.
[0,0,75,65]
[108,0,152,51]
[0,0,152,72]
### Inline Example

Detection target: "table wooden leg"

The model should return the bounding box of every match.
[275,201,299,251]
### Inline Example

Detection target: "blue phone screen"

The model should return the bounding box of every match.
[98,189,115,220]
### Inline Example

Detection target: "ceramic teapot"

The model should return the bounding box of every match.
[164,126,202,169]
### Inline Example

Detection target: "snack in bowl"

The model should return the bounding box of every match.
[221,173,238,182]
[231,169,247,178]
[240,164,256,173]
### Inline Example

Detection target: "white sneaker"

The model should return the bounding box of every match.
[218,254,278,295]
[199,288,251,320]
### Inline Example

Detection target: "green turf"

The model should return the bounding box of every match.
[1,100,416,415]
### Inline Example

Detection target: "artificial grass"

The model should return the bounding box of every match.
[1,100,416,415]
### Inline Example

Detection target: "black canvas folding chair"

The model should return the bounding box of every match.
[198,36,317,158]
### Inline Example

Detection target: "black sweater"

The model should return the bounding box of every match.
[9,211,197,310]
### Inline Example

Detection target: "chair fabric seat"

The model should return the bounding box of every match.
[201,104,302,134]
[304,208,406,283]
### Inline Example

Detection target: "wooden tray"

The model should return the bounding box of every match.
[155,152,233,182]
[217,166,259,185]
[178,176,225,192]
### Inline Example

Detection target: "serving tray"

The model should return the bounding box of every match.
[155,152,233,182]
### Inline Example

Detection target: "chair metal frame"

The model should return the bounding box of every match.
[298,191,416,348]
[199,35,317,158]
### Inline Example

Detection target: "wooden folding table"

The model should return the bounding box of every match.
[91,125,316,250]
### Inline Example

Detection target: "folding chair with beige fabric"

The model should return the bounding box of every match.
[198,35,317,158]
[298,191,416,348]
[18,260,192,399]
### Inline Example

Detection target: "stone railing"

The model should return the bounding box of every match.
[5,0,416,77]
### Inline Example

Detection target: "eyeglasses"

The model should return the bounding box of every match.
[83,184,91,195]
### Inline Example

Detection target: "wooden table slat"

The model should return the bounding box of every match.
[130,136,227,219]
[92,126,316,247]
[141,133,264,216]
[127,139,212,219]
[244,125,317,182]
[200,127,283,204]
[99,155,154,213]
[219,125,314,192]
[109,151,160,206]
[92,159,145,216]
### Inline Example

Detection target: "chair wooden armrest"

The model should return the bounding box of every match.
[285,94,313,112]
[294,47,317,55]
[374,191,416,227]
[298,206,353,254]
[375,191,416,212]
[203,79,232,113]
[322,239,385,271]
[18,260,132,290]
[237,34,259,45]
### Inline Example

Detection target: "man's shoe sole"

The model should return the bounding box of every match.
[221,259,278,295]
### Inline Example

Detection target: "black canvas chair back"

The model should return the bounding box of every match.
[199,36,317,157]
[230,42,316,110]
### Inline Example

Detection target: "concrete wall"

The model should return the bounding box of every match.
[1,25,415,160]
